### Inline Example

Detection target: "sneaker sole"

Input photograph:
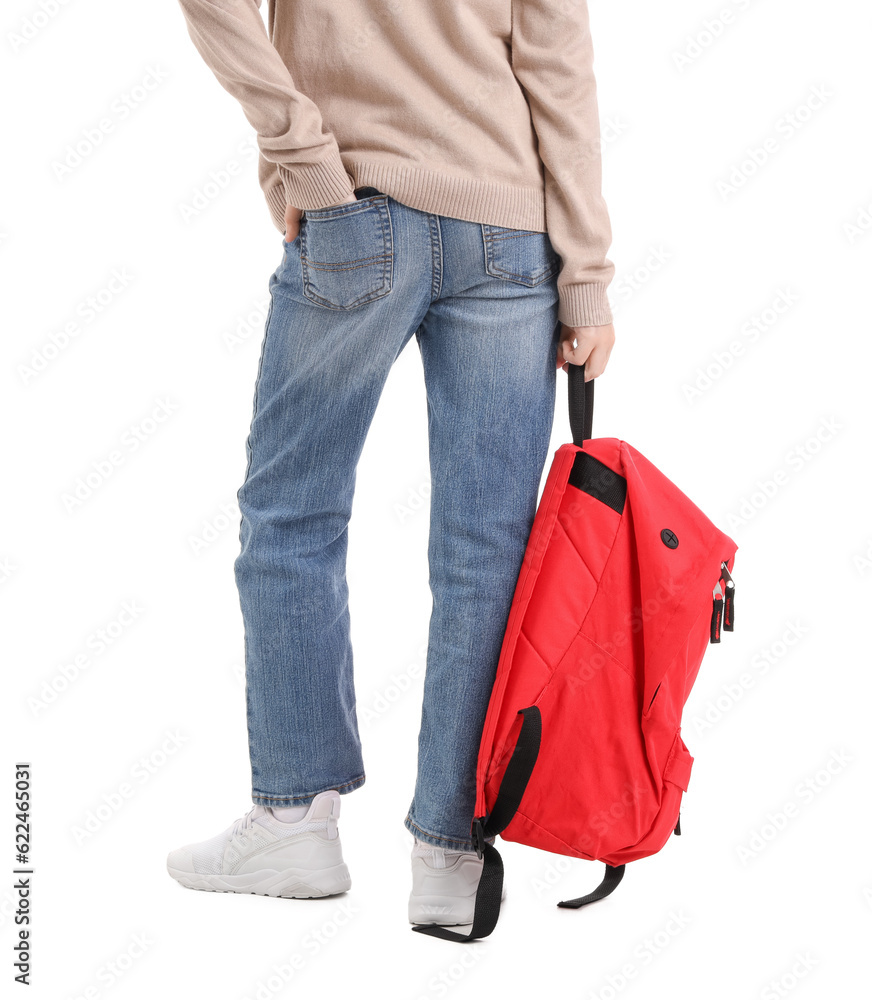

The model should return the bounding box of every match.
[167,862,351,898]
[409,884,506,925]
[408,895,487,926]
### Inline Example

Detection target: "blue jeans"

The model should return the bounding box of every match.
[234,186,561,851]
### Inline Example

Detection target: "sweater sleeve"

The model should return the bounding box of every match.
[175,0,355,210]
[510,0,615,327]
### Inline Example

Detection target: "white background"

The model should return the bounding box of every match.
[2,0,870,997]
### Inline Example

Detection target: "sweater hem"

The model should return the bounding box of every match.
[262,156,546,234]
[347,159,546,232]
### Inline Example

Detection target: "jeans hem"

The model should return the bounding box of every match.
[404,812,494,853]
[252,773,365,806]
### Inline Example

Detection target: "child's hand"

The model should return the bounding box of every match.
[284,194,358,242]
[556,324,615,380]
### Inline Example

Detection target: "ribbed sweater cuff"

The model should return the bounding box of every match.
[558,283,613,328]
[265,151,356,218]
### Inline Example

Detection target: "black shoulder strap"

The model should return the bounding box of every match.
[411,705,627,941]
[411,706,542,941]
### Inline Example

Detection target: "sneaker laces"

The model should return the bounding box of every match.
[230,806,262,840]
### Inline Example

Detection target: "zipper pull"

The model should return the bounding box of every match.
[710,581,723,643]
[720,561,735,632]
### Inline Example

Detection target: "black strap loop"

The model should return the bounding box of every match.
[568,359,594,445]
[411,841,505,942]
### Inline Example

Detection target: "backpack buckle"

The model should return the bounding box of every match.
[471,817,486,859]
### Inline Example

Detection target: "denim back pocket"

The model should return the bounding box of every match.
[300,195,393,310]
[481,224,560,287]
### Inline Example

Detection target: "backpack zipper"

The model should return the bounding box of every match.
[710,582,723,643]
[720,561,735,631]
[710,561,736,643]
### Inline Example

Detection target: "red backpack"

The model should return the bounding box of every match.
[413,363,738,941]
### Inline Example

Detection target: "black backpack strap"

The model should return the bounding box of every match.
[411,705,542,941]
[412,702,627,941]
[568,358,594,445]
[557,862,625,908]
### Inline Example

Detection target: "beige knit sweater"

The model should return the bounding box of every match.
[176,0,615,327]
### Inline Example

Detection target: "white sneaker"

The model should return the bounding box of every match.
[408,838,506,925]
[166,790,351,898]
